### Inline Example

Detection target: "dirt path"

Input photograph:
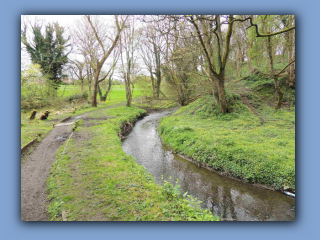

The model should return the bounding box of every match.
[21,123,72,221]
[236,87,265,124]
[21,104,123,221]
[239,94,265,124]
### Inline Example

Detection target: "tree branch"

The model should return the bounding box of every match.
[86,15,106,55]
[187,15,219,79]
[248,16,295,37]
[275,59,295,76]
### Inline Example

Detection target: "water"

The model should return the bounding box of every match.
[122,109,295,221]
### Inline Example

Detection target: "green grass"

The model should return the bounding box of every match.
[159,94,295,190]
[57,85,84,97]
[132,99,179,109]
[46,105,219,221]
[21,85,143,147]
[21,117,53,147]
[21,102,113,147]
[57,84,144,102]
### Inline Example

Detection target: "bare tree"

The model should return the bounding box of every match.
[119,16,141,107]
[72,15,127,107]
[97,48,120,101]
[154,16,200,106]
[68,59,87,91]
[187,15,237,113]
[140,16,165,99]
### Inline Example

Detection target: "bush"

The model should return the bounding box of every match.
[21,64,61,109]
[66,92,88,103]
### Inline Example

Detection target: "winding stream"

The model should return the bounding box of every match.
[122,109,295,221]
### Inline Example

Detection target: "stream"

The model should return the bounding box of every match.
[122,109,295,221]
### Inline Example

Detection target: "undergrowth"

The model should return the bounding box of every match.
[132,98,179,109]
[244,72,295,107]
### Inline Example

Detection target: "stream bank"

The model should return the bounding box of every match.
[46,105,217,221]
[122,108,295,221]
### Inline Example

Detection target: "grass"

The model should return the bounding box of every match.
[57,84,144,102]
[21,102,112,147]
[57,85,85,97]
[159,93,295,190]
[21,85,144,147]
[46,105,219,221]
[132,98,179,109]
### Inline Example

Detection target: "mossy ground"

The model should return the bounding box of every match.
[46,105,219,221]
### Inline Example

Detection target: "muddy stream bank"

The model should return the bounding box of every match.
[122,109,295,221]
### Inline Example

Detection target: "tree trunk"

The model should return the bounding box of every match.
[105,77,112,100]
[30,110,37,120]
[267,36,283,110]
[92,70,100,107]
[287,29,295,88]
[98,84,106,101]
[125,82,132,107]
[92,81,98,107]
[212,80,219,105]
[153,43,162,99]
[80,77,84,92]
[98,78,112,102]
[155,78,161,99]
[149,69,156,98]
[247,42,253,72]
[86,67,93,101]
[217,76,228,113]
[236,45,243,78]
[274,75,283,110]
[98,84,103,100]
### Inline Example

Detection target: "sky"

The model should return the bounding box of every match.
[21,15,144,80]
[21,15,84,70]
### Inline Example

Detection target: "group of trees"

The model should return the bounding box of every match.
[21,15,295,111]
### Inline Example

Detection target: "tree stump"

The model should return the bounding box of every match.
[30,110,37,120]
[39,110,50,120]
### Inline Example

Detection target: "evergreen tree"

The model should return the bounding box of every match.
[21,22,70,88]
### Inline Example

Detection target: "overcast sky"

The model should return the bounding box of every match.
[21,15,140,80]
[21,15,84,70]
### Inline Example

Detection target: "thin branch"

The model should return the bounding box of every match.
[275,59,295,76]
[187,15,219,79]
[86,16,105,55]
[248,16,295,37]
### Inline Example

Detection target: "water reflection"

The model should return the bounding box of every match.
[122,110,295,221]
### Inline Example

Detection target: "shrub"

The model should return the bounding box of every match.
[67,92,88,103]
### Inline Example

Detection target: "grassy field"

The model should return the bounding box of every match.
[21,85,143,147]
[159,76,295,191]
[57,84,144,101]
[46,105,219,221]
